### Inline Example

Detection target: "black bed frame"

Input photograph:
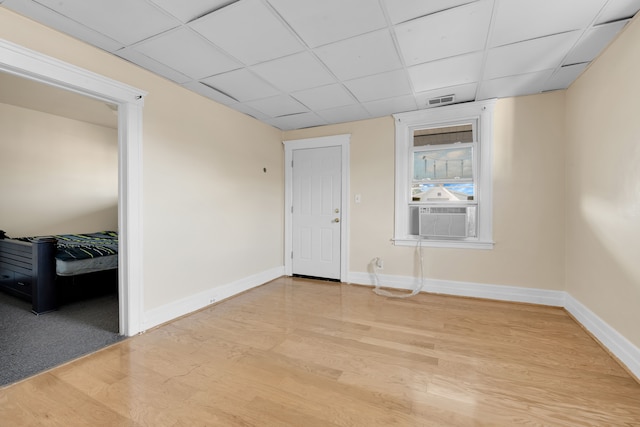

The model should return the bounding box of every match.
[0,231,119,314]
[0,234,58,314]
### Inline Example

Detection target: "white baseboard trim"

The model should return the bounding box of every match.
[139,267,640,381]
[347,271,567,306]
[348,271,640,380]
[565,294,640,380]
[141,266,284,331]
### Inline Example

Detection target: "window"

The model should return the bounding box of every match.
[393,100,496,249]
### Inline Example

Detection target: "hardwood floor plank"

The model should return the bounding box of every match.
[1,277,639,426]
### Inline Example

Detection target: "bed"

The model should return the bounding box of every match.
[0,230,118,314]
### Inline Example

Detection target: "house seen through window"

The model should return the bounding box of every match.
[412,124,475,203]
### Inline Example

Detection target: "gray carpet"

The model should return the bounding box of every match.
[0,291,123,387]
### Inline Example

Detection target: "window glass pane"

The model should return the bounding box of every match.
[414,124,473,146]
[412,183,474,202]
[413,146,473,180]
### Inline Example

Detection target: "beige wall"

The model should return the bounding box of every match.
[0,102,118,236]
[284,91,567,291]
[2,5,637,352]
[565,16,640,348]
[0,8,285,311]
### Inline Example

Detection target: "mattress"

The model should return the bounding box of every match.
[16,231,118,276]
[56,254,118,276]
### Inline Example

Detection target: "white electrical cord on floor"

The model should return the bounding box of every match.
[372,236,425,298]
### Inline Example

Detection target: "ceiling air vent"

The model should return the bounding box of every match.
[427,94,455,107]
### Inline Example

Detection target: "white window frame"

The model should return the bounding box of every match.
[393,99,496,249]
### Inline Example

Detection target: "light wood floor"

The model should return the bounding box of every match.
[1,277,639,426]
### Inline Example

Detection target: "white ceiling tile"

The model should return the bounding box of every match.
[316,104,371,124]
[266,112,327,130]
[7,0,636,130]
[382,0,479,24]
[563,20,628,65]
[267,0,387,47]
[190,0,303,65]
[150,0,237,23]
[229,102,271,121]
[543,63,589,91]
[181,81,239,106]
[116,48,192,84]
[2,0,124,52]
[292,84,356,111]
[484,31,582,80]
[314,30,401,81]
[490,0,607,47]
[30,0,180,45]
[596,0,640,24]
[133,28,240,80]
[200,68,280,102]
[362,95,418,118]
[408,52,483,93]
[245,95,308,117]
[395,1,493,66]
[414,83,478,109]
[344,70,412,103]
[477,70,554,100]
[251,52,336,92]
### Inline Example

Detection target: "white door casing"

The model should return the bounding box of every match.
[284,134,350,282]
[292,146,342,280]
[0,39,145,336]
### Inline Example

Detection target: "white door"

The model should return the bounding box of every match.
[292,146,342,280]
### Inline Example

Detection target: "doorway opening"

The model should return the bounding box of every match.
[0,39,145,336]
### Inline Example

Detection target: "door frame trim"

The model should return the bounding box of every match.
[283,134,350,281]
[0,39,145,336]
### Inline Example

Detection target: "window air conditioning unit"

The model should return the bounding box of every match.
[418,206,476,238]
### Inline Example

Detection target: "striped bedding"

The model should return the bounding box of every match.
[16,231,118,262]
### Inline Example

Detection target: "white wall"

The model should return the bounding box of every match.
[284,91,567,292]
[0,8,285,314]
[2,5,638,356]
[565,15,640,349]
[0,102,118,236]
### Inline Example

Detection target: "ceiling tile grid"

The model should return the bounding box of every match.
[266,0,388,48]
[149,0,237,23]
[200,68,280,102]
[291,84,357,111]
[189,0,304,66]
[313,29,401,81]
[394,1,493,66]
[131,27,242,80]
[245,94,308,117]
[409,52,485,94]
[483,31,583,80]
[29,0,180,45]
[2,0,639,130]
[489,0,609,47]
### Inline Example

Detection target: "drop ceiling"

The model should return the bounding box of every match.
[1,0,638,130]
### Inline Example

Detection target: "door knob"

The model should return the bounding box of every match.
[333,218,340,223]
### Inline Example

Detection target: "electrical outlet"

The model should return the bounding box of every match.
[209,298,216,304]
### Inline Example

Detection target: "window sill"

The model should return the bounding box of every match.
[393,237,494,250]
